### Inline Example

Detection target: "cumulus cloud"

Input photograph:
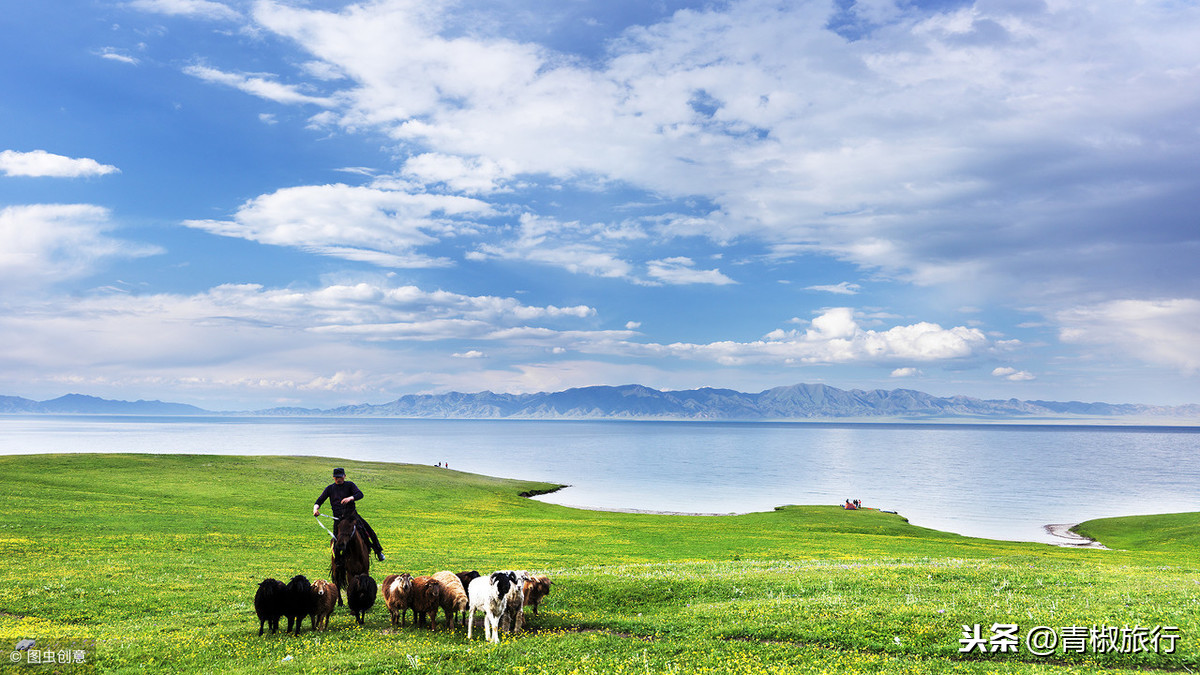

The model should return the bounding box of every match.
[181,0,1200,308]
[1057,299,1200,373]
[602,307,994,367]
[0,204,160,285]
[184,183,492,267]
[646,257,736,286]
[0,150,119,178]
[470,213,638,279]
[401,153,513,195]
[891,367,921,378]
[0,281,607,402]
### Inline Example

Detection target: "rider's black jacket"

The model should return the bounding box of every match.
[314,480,365,520]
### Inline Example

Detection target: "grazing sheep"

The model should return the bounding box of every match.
[309,579,337,631]
[496,570,529,633]
[466,572,512,643]
[522,575,552,617]
[346,573,377,626]
[254,578,287,636]
[409,576,443,630]
[431,571,469,629]
[283,575,314,635]
[381,573,413,627]
[456,571,481,625]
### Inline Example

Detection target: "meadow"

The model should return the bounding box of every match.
[1,453,1197,674]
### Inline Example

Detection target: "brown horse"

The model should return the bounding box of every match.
[330,510,370,606]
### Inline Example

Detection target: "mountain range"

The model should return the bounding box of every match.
[3,384,1198,421]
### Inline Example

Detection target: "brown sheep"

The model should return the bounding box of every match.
[522,575,552,617]
[431,571,469,629]
[309,579,337,631]
[409,575,443,630]
[381,573,413,628]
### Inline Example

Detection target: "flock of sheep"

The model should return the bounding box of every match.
[254,570,552,644]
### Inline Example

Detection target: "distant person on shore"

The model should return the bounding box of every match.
[314,467,386,562]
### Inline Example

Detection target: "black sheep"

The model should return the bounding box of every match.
[347,573,377,626]
[254,578,287,636]
[284,575,315,635]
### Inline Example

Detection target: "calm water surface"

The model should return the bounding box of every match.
[3,416,1198,544]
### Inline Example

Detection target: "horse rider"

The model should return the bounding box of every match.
[313,467,386,561]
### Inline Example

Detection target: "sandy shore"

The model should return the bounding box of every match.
[1044,523,1108,549]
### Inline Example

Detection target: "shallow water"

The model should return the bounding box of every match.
[2,415,1198,544]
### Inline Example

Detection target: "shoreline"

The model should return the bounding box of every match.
[1044,522,1108,549]
[538,493,1112,548]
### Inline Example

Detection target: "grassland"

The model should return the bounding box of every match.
[1,453,1197,674]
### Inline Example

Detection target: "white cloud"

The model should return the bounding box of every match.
[992,367,1036,382]
[0,281,606,404]
[891,367,921,378]
[646,257,736,286]
[1057,299,1200,373]
[184,183,492,267]
[0,204,160,285]
[806,281,861,295]
[97,48,140,66]
[471,213,637,279]
[205,0,1200,308]
[599,307,994,367]
[128,0,241,22]
[0,150,119,178]
[183,65,336,106]
[402,153,512,195]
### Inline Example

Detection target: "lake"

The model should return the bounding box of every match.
[3,415,1198,544]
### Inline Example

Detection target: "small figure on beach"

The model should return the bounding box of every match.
[314,467,387,562]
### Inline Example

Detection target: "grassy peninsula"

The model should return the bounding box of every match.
[1,453,1197,673]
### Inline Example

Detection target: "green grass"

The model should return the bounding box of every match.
[1,453,1198,674]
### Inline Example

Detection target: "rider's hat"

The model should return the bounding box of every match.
[332,467,346,477]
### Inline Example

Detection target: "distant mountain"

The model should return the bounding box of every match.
[4,385,1198,421]
[253,383,1200,421]
[0,394,208,416]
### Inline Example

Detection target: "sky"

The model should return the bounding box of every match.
[1,0,1199,411]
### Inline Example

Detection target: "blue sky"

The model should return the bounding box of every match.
[2,0,1199,410]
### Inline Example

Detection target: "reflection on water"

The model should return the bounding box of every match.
[2,416,1198,544]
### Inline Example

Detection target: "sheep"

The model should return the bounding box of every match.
[346,573,377,626]
[254,578,287,636]
[522,575,552,618]
[466,572,512,643]
[409,575,443,630]
[431,571,469,629]
[456,570,481,626]
[309,579,337,631]
[381,573,413,627]
[496,570,529,633]
[283,575,315,635]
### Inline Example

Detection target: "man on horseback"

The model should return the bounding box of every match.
[313,467,386,562]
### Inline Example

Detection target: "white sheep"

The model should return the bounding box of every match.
[466,572,513,643]
[495,570,530,633]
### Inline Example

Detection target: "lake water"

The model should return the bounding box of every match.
[3,415,1198,545]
